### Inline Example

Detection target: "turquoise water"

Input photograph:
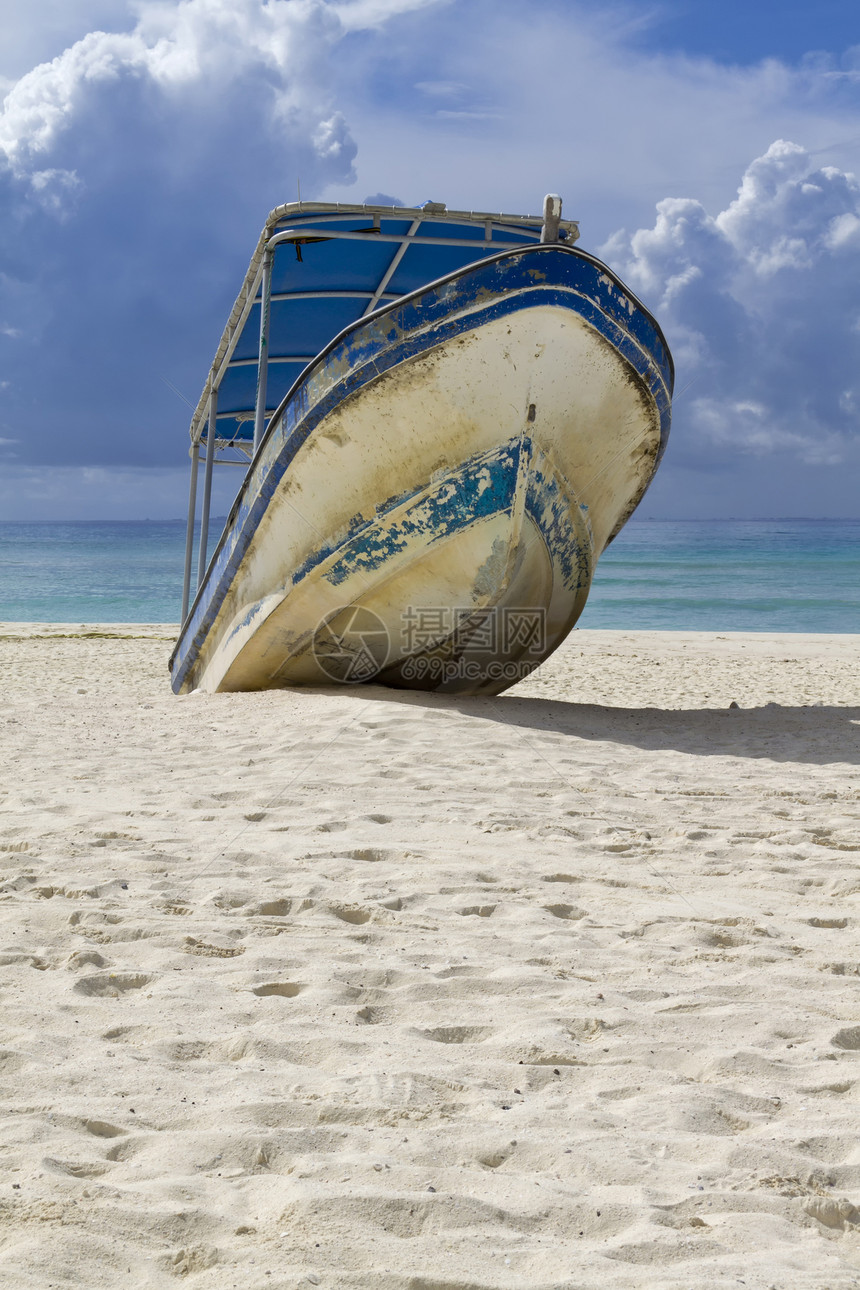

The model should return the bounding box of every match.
[0,519,858,632]
[579,518,860,633]
[0,520,217,624]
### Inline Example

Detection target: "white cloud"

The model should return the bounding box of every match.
[311,112,353,162]
[826,210,860,248]
[323,2,860,245]
[0,0,366,188]
[0,1,136,83]
[331,0,445,31]
[689,397,845,466]
[601,141,860,472]
[1,30,138,173]
[712,139,859,274]
[0,0,455,483]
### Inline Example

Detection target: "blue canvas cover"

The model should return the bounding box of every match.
[187,201,580,454]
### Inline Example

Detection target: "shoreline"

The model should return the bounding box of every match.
[2,627,858,1286]
[4,621,857,708]
[3,622,859,640]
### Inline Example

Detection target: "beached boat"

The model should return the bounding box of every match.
[170,197,672,695]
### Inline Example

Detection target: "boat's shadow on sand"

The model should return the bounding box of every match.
[357,687,860,767]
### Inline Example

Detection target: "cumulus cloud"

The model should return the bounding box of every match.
[0,0,359,193]
[602,141,860,470]
[0,0,396,471]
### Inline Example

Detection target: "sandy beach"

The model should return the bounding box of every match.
[1,623,858,1289]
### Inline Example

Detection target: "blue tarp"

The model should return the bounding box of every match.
[193,202,578,449]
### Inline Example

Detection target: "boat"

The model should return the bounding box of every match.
[170,196,672,696]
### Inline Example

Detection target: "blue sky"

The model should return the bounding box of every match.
[1,0,859,520]
[632,0,856,64]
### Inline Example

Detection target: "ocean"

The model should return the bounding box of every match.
[0,518,858,633]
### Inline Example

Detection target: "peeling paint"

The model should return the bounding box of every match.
[322,440,523,588]
[170,241,672,696]
[474,536,510,598]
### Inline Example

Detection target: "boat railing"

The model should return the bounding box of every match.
[179,198,580,624]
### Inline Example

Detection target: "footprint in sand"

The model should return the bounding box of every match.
[105,1137,145,1162]
[64,949,109,970]
[81,1119,128,1139]
[805,1196,860,1230]
[156,900,192,916]
[521,1051,584,1067]
[476,1141,517,1169]
[184,938,245,957]
[831,1026,860,1050]
[328,904,373,925]
[42,1157,111,1178]
[342,847,399,863]
[73,972,152,997]
[0,1050,28,1074]
[160,1247,220,1276]
[356,1005,394,1024]
[245,897,294,917]
[419,1025,493,1044]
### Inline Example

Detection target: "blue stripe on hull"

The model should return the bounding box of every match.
[321,442,523,589]
[258,436,592,694]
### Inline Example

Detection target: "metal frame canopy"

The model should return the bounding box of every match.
[181,196,579,620]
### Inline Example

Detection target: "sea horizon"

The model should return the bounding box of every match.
[1,516,858,633]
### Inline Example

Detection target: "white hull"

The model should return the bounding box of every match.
[178,294,664,695]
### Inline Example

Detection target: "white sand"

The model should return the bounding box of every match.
[1,624,859,1289]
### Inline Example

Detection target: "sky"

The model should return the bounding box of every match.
[1,0,859,520]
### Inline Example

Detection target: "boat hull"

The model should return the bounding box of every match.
[170,244,672,695]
